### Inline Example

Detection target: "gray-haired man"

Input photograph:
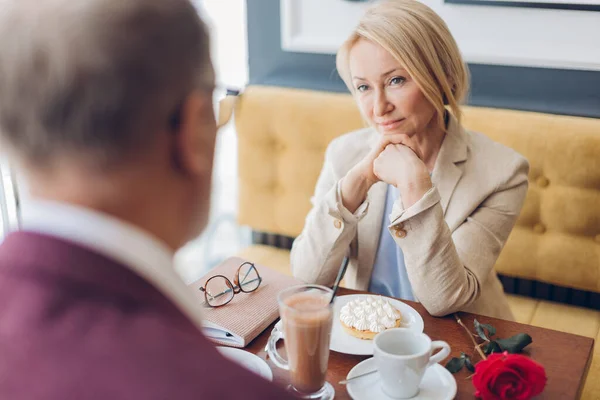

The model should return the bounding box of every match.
[0,0,291,398]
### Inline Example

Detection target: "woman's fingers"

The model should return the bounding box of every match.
[373,134,407,156]
[380,134,424,160]
[396,142,424,160]
[379,133,408,147]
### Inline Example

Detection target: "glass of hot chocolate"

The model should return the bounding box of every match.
[266,284,334,399]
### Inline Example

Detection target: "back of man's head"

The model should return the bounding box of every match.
[0,0,214,169]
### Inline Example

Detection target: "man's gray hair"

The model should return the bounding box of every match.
[0,0,214,167]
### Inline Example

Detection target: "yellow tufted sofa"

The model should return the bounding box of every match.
[231,85,600,399]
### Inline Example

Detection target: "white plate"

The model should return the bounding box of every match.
[330,294,424,355]
[216,346,273,381]
[346,357,457,400]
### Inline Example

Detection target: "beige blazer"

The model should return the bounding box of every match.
[290,116,529,320]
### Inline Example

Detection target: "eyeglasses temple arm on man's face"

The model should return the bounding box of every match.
[217,88,240,129]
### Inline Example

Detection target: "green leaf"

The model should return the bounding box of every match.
[461,352,475,373]
[474,319,496,341]
[496,333,532,354]
[445,357,465,373]
[484,341,503,355]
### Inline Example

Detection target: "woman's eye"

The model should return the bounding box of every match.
[356,84,369,92]
[390,76,406,85]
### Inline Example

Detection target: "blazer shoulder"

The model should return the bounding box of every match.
[465,129,530,185]
[324,127,374,172]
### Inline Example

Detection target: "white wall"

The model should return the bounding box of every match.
[281,0,600,71]
[176,0,249,283]
[195,0,249,89]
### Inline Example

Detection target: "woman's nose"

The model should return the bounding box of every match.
[373,89,393,117]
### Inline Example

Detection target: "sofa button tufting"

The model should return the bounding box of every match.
[536,176,550,188]
[270,184,285,197]
[274,142,285,152]
[534,223,546,234]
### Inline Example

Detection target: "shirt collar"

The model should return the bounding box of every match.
[20,199,204,329]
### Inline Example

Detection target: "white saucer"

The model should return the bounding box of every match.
[331,294,425,355]
[346,358,456,400]
[216,347,273,381]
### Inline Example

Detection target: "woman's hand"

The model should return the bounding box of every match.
[354,134,411,187]
[373,140,432,208]
[340,134,411,213]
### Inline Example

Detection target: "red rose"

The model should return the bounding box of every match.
[473,352,547,400]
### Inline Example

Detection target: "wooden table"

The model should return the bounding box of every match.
[247,288,594,399]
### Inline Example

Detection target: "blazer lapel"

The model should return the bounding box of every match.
[356,181,387,288]
[431,116,468,215]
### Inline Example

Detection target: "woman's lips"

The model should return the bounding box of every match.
[377,119,404,131]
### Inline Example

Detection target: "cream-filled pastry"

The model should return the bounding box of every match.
[339,296,402,340]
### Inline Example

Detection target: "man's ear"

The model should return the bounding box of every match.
[172,91,216,177]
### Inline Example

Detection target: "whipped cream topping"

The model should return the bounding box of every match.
[340,296,402,332]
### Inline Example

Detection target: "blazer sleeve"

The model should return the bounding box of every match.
[388,157,529,317]
[290,142,369,285]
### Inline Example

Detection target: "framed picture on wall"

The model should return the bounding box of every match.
[444,0,600,12]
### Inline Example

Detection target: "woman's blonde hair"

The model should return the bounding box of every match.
[336,0,469,128]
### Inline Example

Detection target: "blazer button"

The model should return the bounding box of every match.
[334,219,343,229]
[394,229,407,239]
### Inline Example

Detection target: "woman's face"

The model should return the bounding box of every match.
[349,39,437,138]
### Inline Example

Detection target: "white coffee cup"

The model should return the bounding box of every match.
[373,328,451,399]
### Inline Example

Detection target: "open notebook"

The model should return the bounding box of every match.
[188,256,302,348]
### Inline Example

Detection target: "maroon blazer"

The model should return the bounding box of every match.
[0,232,292,399]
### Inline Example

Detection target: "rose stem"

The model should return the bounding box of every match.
[454,314,487,361]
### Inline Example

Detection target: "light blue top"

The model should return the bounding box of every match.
[368,185,415,301]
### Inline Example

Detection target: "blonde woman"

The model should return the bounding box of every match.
[290,0,529,320]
